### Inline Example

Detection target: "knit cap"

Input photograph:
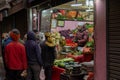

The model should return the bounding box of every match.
[10,29,20,41]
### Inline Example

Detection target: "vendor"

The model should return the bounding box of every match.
[74,22,89,48]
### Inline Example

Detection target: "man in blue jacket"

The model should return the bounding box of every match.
[25,31,43,80]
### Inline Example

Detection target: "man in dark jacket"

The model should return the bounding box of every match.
[25,31,42,80]
[40,32,56,80]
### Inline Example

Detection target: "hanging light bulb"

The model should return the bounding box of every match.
[86,0,89,6]
[89,0,94,6]
[86,0,93,7]
[50,10,53,13]
[86,0,94,12]
[71,0,82,7]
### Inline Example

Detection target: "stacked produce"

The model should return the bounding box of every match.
[51,32,60,45]
[59,29,74,39]
[54,58,74,68]
[52,23,94,80]
[65,39,78,48]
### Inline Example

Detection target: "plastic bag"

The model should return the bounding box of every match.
[21,70,27,77]
[39,67,45,80]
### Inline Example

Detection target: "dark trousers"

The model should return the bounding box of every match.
[26,64,41,80]
[44,66,52,80]
[6,69,24,80]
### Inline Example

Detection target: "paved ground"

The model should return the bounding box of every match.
[0,57,5,80]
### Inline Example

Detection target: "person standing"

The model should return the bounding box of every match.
[25,31,42,80]
[40,32,56,80]
[2,32,13,80]
[4,29,28,80]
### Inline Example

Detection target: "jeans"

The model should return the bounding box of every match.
[26,64,41,80]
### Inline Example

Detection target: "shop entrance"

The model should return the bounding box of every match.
[33,0,95,80]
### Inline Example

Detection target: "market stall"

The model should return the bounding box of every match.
[51,21,94,80]
[40,0,94,80]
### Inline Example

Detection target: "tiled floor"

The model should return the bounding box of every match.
[0,57,5,80]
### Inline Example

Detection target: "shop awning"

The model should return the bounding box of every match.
[0,4,11,11]
[0,0,11,11]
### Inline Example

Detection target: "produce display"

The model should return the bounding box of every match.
[59,29,73,39]
[52,22,94,80]
[54,58,74,68]
[54,22,94,57]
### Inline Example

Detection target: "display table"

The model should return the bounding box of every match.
[52,66,65,80]
[70,73,85,80]
[60,73,86,80]
[60,73,70,80]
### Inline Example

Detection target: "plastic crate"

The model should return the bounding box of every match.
[60,73,70,80]
[52,66,65,80]
[70,74,85,80]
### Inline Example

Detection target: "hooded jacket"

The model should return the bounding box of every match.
[25,31,42,65]
[4,29,27,70]
[40,41,56,67]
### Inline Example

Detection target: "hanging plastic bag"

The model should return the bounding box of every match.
[39,67,45,80]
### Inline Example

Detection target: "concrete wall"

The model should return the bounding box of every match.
[94,0,106,80]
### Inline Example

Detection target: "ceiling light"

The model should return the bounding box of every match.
[33,13,37,17]
[50,10,53,13]
[86,9,93,12]
[86,0,93,7]
[71,3,82,7]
